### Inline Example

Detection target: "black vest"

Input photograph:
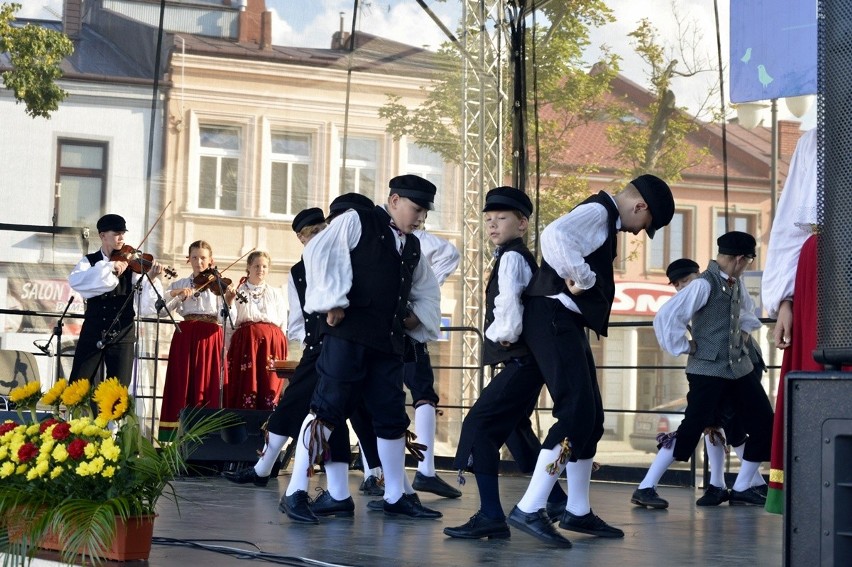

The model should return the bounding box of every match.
[84,251,135,327]
[318,206,421,355]
[483,238,538,366]
[524,191,618,336]
[291,260,323,350]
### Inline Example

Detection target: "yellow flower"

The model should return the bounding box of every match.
[100,438,120,462]
[61,379,91,408]
[102,465,116,478]
[50,466,63,479]
[92,378,130,422]
[52,444,68,462]
[8,381,41,405]
[84,442,98,459]
[0,461,14,478]
[41,379,68,406]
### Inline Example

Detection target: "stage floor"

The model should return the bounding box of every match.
[129,469,783,567]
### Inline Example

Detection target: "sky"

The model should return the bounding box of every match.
[20,0,815,129]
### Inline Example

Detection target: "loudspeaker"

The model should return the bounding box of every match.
[179,408,269,464]
[785,372,852,567]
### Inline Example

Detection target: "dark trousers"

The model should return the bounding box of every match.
[453,356,544,475]
[70,323,135,387]
[522,296,604,459]
[402,339,439,406]
[673,367,774,463]
[311,335,409,440]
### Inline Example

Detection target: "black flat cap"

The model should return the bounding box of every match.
[666,258,700,284]
[482,186,533,218]
[630,174,674,239]
[717,231,756,256]
[389,174,436,210]
[328,192,375,220]
[96,214,127,233]
[292,207,325,233]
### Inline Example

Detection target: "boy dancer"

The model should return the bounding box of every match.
[444,186,564,540]
[509,175,675,547]
[280,175,442,524]
[631,232,774,510]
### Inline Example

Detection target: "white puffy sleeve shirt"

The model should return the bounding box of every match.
[286,272,305,342]
[414,229,460,286]
[233,282,287,331]
[484,250,533,344]
[761,128,817,318]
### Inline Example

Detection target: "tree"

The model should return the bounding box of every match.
[378,0,618,226]
[1,2,74,119]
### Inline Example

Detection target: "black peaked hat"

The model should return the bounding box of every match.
[482,186,533,218]
[717,231,756,256]
[666,258,700,284]
[292,207,325,233]
[327,192,375,220]
[630,174,674,239]
[96,214,127,233]
[389,174,437,210]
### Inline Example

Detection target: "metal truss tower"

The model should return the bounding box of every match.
[459,0,505,410]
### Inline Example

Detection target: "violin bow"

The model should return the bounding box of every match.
[134,201,172,252]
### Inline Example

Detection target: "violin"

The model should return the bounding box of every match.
[193,267,247,303]
[110,245,177,278]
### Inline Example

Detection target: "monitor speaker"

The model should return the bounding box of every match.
[179,407,269,464]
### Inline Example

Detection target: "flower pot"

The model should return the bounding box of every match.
[7,513,155,562]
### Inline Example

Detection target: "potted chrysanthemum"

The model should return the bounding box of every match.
[0,377,236,565]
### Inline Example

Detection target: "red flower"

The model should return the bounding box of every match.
[0,422,17,436]
[51,422,71,441]
[40,418,59,434]
[67,438,88,460]
[18,442,39,463]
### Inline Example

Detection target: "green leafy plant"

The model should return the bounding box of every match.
[0,378,237,565]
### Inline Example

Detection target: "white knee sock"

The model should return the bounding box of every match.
[705,434,727,488]
[732,443,766,487]
[414,404,436,476]
[732,459,761,492]
[255,433,289,477]
[325,462,351,501]
[566,458,594,516]
[638,440,676,489]
[517,446,565,513]
[285,414,329,496]
[359,441,374,480]
[377,437,406,503]
[403,470,415,495]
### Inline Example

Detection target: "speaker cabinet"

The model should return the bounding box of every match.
[179,408,269,464]
[785,372,852,567]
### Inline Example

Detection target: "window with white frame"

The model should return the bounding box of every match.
[406,143,447,229]
[270,132,311,215]
[198,126,239,212]
[339,137,378,201]
[55,139,108,229]
[648,209,692,271]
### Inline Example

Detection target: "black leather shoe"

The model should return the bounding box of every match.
[279,490,319,524]
[359,475,385,496]
[412,471,462,498]
[444,512,510,539]
[222,467,269,487]
[545,498,567,522]
[368,493,420,511]
[729,486,767,506]
[559,509,624,538]
[753,484,768,498]
[631,487,669,509]
[506,506,572,548]
[383,493,442,519]
[309,489,355,517]
[696,484,729,506]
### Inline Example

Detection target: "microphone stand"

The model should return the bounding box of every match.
[215,267,235,408]
[33,295,75,387]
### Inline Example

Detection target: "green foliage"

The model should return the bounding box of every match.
[0,2,74,118]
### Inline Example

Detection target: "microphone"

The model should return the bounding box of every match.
[33,340,52,357]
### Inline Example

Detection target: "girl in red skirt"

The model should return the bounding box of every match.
[226,251,288,410]
[158,240,234,441]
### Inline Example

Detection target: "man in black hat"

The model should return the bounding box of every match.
[280,175,443,524]
[505,175,675,547]
[666,258,700,290]
[68,213,163,388]
[632,231,773,509]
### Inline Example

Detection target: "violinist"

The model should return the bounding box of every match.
[225,250,287,411]
[157,240,235,442]
[68,214,163,388]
